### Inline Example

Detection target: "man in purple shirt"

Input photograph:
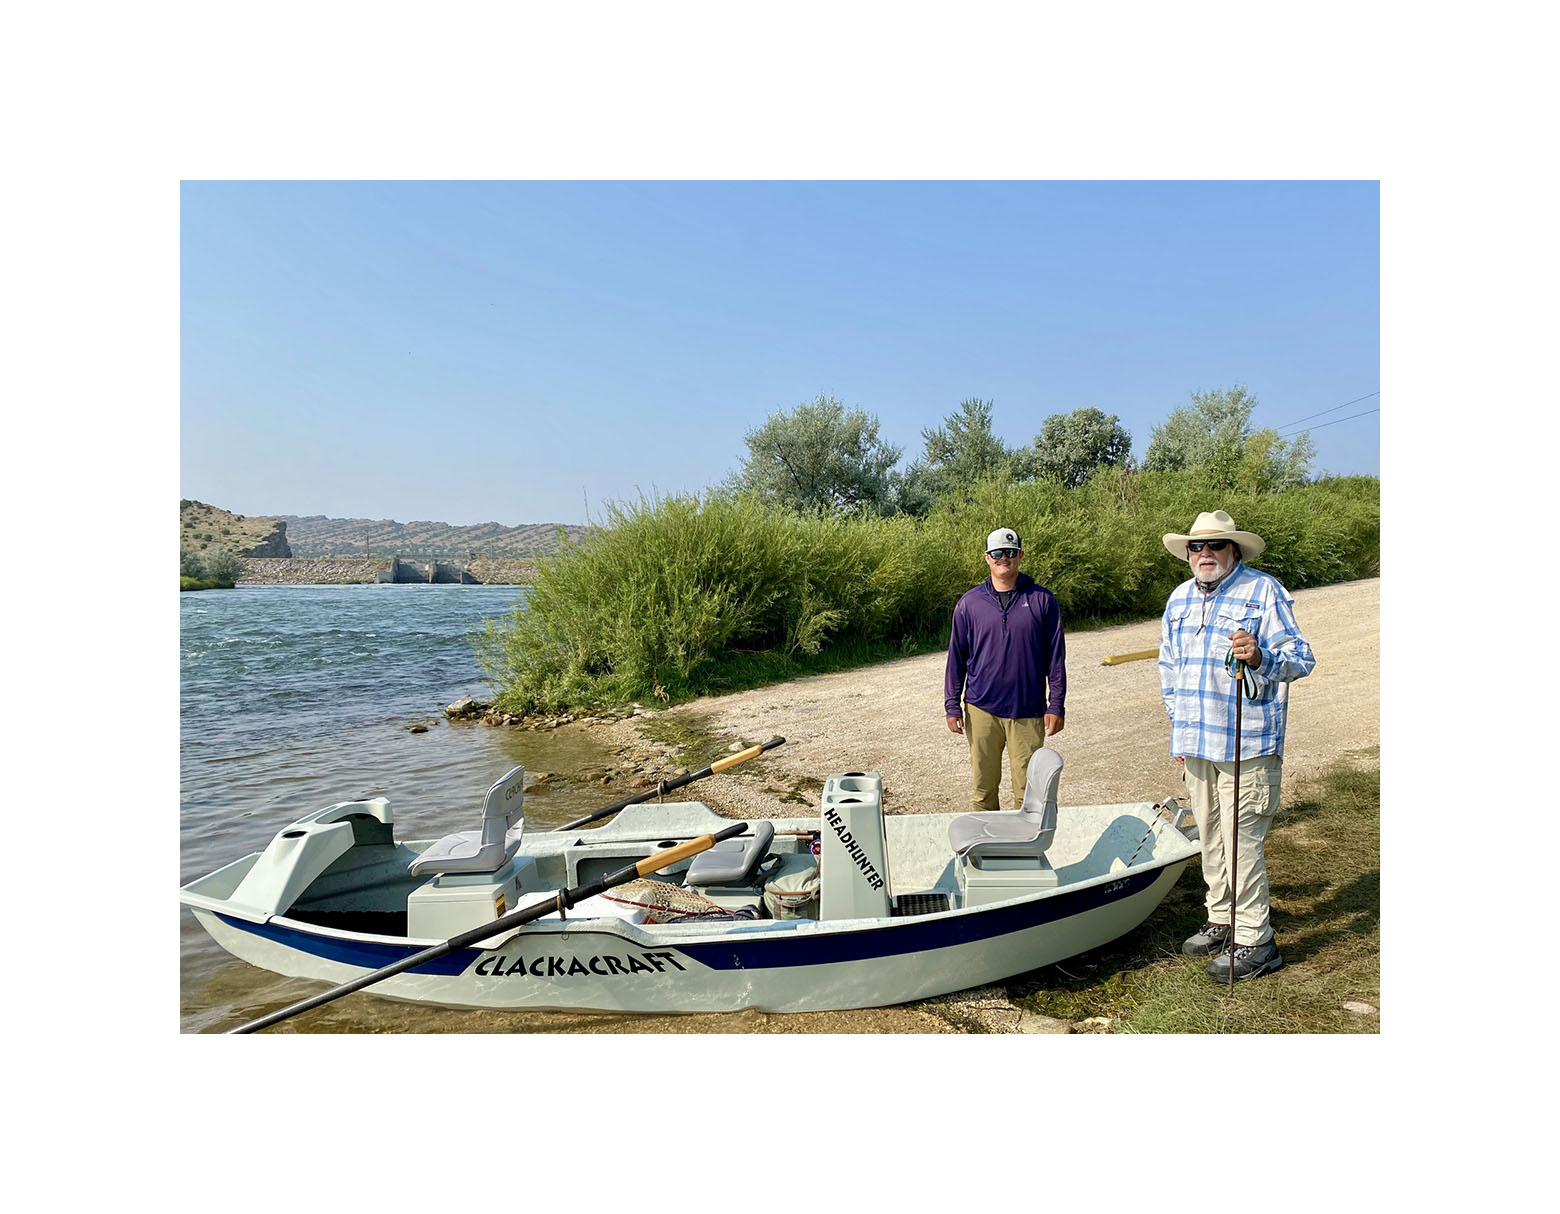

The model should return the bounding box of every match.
[944,527,1067,812]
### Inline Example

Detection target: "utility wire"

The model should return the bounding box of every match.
[1277,408,1379,437]
[1270,391,1379,432]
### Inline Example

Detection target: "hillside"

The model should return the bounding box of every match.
[277,514,590,559]
[180,500,291,557]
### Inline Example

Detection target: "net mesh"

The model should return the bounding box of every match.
[601,879,733,924]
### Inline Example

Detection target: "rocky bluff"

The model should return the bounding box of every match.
[180,499,292,558]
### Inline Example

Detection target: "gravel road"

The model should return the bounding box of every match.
[597,577,1380,818]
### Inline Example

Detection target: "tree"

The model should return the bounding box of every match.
[204,548,245,583]
[1023,407,1133,489]
[180,546,206,578]
[899,398,1018,513]
[1143,385,1315,492]
[726,394,902,514]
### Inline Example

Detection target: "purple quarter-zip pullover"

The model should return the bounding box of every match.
[944,573,1067,721]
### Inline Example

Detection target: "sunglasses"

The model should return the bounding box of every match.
[1187,539,1230,553]
[987,548,1020,560]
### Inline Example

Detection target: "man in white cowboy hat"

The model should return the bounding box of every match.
[1159,509,1314,982]
[945,526,1067,812]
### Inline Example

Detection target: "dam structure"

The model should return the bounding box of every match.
[377,557,482,584]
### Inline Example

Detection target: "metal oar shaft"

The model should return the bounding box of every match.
[230,821,750,1034]
[556,736,785,832]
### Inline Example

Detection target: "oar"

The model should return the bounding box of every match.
[229,821,751,1034]
[555,736,786,832]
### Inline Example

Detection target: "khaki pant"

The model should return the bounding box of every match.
[1183,754,1283,946]
[964,703,1047,812]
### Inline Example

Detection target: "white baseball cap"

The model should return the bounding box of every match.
[985,528,1021,553]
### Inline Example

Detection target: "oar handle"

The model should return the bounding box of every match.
[710,737,781,774]
[628,822,749,876]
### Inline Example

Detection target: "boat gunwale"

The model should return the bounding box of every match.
[199,840,1194,959]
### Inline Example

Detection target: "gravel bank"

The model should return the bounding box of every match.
[588,577,1380,818]
[237,557,535,585]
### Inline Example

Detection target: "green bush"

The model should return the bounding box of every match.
[478,475,1379,713]
[204,548,244,583]
[476,495,944,712]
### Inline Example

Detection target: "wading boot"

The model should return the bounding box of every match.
[1204,938,1284,983]
[1182,921,1231,956]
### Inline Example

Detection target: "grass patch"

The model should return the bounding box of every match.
[1007,753,1380,1033]
[180,576,234,592]
[637,714,809,801]
[765,775,826,807]
[637,714,730,773]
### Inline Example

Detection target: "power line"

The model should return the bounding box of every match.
[1270,391,1379,431]
[1277,408,1379,437]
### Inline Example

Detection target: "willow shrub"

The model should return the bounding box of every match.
[476,496,970,713]
[478,476,1379,713]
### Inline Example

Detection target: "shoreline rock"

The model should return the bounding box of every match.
[237,557,536,586]
[443,694,635,733]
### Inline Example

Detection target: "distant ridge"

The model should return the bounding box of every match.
[277,514,591,559]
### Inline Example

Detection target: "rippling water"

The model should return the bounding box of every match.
[178,584,638,1032]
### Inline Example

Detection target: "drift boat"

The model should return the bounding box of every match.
[180,748,1199,1022]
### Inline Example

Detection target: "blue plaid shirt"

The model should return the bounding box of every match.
[1158,562,1315,762]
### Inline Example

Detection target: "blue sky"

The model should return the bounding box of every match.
[181,180,1378,526]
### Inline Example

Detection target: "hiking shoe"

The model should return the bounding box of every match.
[1205,938,1284,982]
[1182,921,1231,956]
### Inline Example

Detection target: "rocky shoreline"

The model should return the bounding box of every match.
[440,695,697,792]
[237,557,537,585]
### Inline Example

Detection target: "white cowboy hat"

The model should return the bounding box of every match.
[1162,509,1265,561]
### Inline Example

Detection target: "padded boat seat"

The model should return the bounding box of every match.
[949,748,1062,860]
[412,829,521,876]
[685,820,774,887]
[410,765,527,877]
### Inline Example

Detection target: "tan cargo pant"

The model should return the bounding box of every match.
[964,703,1047,812]
[1183,754,1283,946]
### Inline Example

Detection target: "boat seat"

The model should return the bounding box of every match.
[409,766,526,877]
[685,820,775,887]
[948,748,1062,860]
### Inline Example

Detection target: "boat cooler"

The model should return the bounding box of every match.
[955,851,1058,908]
[407,857,538,939]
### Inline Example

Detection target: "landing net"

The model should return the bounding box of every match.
[601,879,734,923]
